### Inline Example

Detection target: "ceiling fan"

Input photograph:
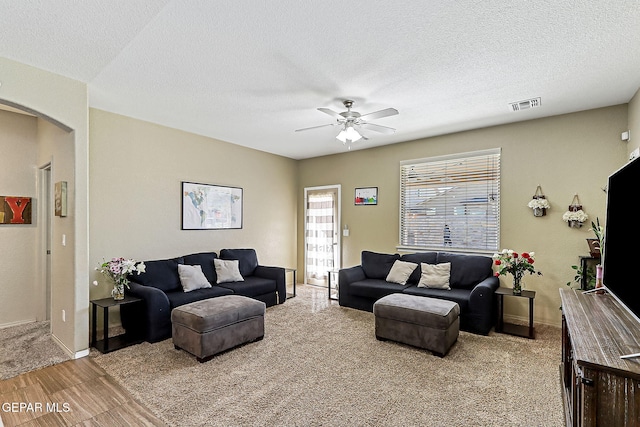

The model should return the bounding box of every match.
[295,100,398,146]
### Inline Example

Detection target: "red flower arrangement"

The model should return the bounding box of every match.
[492,249,542,294]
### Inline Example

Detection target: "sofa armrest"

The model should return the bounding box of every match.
[338,266,366,305]
[122,281,172,343]
[254,265,286,304]
[469,276,500,304]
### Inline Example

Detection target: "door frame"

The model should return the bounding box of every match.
[303,184,341,285]
[37,162,53,323]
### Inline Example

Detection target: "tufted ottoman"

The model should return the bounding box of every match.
[171,295,266,362]
[373,294,460,357]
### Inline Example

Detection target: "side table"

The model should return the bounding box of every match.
[285,268,297,299]
[91,295,143,353]
[495,287,535,339]
[327,270,339,300]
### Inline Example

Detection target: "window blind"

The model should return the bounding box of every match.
[399,149,500,252]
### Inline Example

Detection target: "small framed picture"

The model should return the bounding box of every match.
[355,187,378,205]
[55,181,67,217]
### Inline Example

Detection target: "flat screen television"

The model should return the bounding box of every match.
[602,156,640,330]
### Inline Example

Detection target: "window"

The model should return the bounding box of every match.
[399,149,500,252]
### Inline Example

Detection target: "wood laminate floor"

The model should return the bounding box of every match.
[0,357,166,426]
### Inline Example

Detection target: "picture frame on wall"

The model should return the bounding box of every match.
[54,181,67,217]
[181,181,243,230]
[355,187,378,205]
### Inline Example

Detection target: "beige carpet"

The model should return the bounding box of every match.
[0,321,71,380]
[93,286,564,426]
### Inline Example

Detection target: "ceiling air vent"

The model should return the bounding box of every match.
[509,97,541,112]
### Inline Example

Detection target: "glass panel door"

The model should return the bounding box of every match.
[305,186,340,287]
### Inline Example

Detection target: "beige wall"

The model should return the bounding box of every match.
[0,110,38,325]
[0,57,88,355]
[89,109,298,307]
[628,87,640,157]
[36,118,76,350]
[298,105,629,327]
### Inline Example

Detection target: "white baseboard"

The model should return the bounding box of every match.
[50,333,89,359]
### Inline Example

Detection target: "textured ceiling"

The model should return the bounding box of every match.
[1,1,639,159]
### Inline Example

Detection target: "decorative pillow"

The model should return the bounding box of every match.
[361,251,401,279]
[386,260,418,285]
[220,249,258,277]
[417,262,451,290]
[178,264,212,292]
[214,259,244,284]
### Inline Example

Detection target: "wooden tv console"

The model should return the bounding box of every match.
[560,289,640,426]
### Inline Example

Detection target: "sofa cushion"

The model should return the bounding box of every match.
[361,251,400,279]
[417,262,451,290]
[402,286,470,312]
[166,286,234,309]
[400,252,438,284]
[220,248,258,276]
[178,264,212,292]
[183,252,218,283]
[133,257,184,292]
[214,259,244,284]
[436,252,493,289]
[349,279,408,301]
[386,260,418,285]
[218,276,276,298]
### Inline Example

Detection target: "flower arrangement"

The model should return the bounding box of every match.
[93,257,146,300]
[527,197,550,210]
[492,249,542,294]
[562,209,588,224]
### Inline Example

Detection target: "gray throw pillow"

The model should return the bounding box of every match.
[417,262,451,290]
[178,264,212,292]
[386,260,418,285]
[214,259,244,284]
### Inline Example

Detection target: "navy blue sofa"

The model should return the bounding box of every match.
[339,251,499,335]
[121,248,286,343]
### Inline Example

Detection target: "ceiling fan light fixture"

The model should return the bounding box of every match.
[336,124,362,143]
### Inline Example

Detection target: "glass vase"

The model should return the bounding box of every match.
[112,283,125,300]
[513,276,522,295]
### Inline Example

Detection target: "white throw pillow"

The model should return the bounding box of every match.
[178,264,212,292]
[386,260,418,285]
[417,262,451,290]
[214,259,244,284]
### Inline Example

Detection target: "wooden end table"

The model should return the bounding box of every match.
[495,287,535,339]
[90,295,143,353]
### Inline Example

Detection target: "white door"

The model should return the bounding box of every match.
[304,185,341,287]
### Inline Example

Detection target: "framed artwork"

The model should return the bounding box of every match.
[181,181,243,230]
[1,196,32,224]
[355,187,378,205]
[55,181,67,217]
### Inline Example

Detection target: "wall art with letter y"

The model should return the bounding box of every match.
[1,196,32,224]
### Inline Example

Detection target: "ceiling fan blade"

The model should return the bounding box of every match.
[359,107,398,120]
[295,123,336,132]
[360,122,396,134]
[317,107,344,119]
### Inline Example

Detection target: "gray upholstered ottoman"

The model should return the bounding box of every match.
[171,295,266,362]
[373,294,460,357]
